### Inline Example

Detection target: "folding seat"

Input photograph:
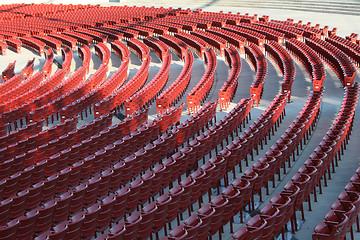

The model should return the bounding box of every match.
[180,146,197,171]
[64,211,85,239]
[69,161,84,187]
[35,221,68,240]
[0,198,12,225]
[0,159,13,180]
[209,195,229,238]
[121,155,137,185]
[0,219,19,240]
[221,186,242,232]
[4,172,21,198]
[17,208,39,239]
[56,167,71,194]
[13,154,26,174]
[259,203,280,239]
[151,165,167,198]
[46,154,60,177]
[152,193,171,237]
[138,202,158,240]
[106,221,126,240]
[18,165,35,191]
[197,204,216,240]
[70,182,87,213]
[54,191,73,222]
[313,211,349,240]
[138,171,155,206]
[26,181,44,210]
[84,175,101,206]
[10,189,29,219]
[110,161,125,192]
[331,200,356,235]
[42,174,58,202]
[94,149,107,172]
[179,177,196,216]
[58,148,71,170]
[124,211,142,239]
[167,225,189,239]
[97,194,117,233]
[36,199,57,232]
[269,194,292,237]
[82,203,101,240]
[246,215,268,240]
[183,214,203,239]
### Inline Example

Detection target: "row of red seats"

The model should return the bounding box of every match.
[156,51,194,115]
[93,60,129,118]
[285,38,326,91]
[246,43,267,107]
[21,58,35,80]
[0,71,44,121]
[330,35,360,56]
[265,40,296,102]
[74,28,108,44]
[150,20,182,34]
[78,45,91,73]
[103,24,139,40]
[2,69,65,117]
[4,38,21,53]
[118,23,154,38]
[219,46,241,110]
[95,57,150,115]
[126,38,150,61]
[305,36,357,87]
[0,116,78,166]
[174,31,207,58]
[206,27,246,53]
[0,74,21,98]
[33,34,62,53]
[138,22,169,36]
[59,63,109,121]
[62,31,92,48]
[239,22,285,44]
[61,46,73,76]
[326,37,360,68]
[270,19,323,39]
[125,54,171,116]
[223,25,265,47]
[158,34,188,60]
[1,61,15,82]
[110,40,130,62]
[191,29,226,56]
[0,115,113,199]
[27,67,86,124]
[94,42,111,65]
[42,48,54,79]
[143,37,169,61]
[48,33,77,51]
[313,166,360,240]
[19,36,45,56]
[237,83,358,239]
[89,26,123,42]
[0,121,43,150]
[187,49,217,114]
[161,17,198,32]
[255,21,304,41]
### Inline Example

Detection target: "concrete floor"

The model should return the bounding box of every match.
[0,1,360,240]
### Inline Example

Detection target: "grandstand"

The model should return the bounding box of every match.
[0,1,359,239]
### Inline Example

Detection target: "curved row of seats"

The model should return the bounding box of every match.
[219,46,242,110]
[187,49,217,114]
[233,81,358,239]
[305,36,357,87]
[156,51,194,115]
[265,40,296,101]
[285,38,326,91]
[245,43,268,106]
